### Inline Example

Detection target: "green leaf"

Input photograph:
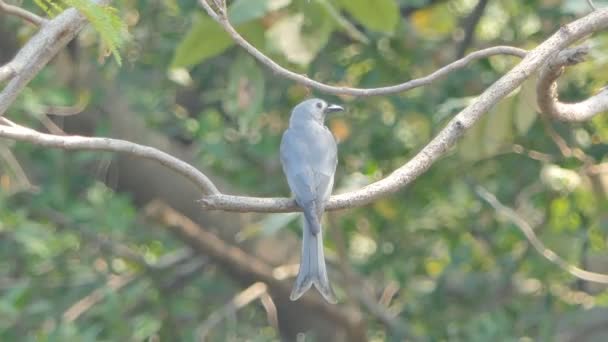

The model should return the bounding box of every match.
[459,95,516,161]
[337,0,399,33]
[224,53,266,132]
[33,0,62,16]
[69,0,127,65]
[171,15,234,68]
[266,7,334,66]
[33,0,127,65]
[514,79,538,135]
[171,17,265,69]
[483,96,514,156]
[228,0,291,25]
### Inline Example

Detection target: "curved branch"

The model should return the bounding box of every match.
[537,46,608,122]
[197,282,269,340]
[0,0,47,26]
[0,1,109,116]
[0,123,220,195]
[198,0,526,97]
[2,7,608,216]
[475,185,608,284]
[198,9,608,212]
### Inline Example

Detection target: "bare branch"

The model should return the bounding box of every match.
[199,0,525,97]
[62,273,136,323]
[0,0,110,116]
[537,47,608,122]
[144,201,365,338]
[197,282,269,340]
[0,123,219,195]
[1,7,607,217]
[456,0,489,58]
[0,0,47,26]
[259,293,279,332]
[588,0,598,11]
[475,185,608,284]
[62,249,197,323]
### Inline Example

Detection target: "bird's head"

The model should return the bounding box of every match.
[290,98,344,125]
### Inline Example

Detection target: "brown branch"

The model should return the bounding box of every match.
[475,185,608,284]
[62,273,136,323]
[0,0,47,26]
[537,46,608,122]
[144,200,366,341]
[197,282,269,340]
[455,0,489,58]
[199,0,525,97]
[0,0,109,116]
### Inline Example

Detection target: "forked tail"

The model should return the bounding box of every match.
[290,217,337,304]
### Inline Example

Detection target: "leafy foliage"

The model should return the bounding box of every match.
[33,0,127,65]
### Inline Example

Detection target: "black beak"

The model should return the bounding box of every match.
[324,104,344,114]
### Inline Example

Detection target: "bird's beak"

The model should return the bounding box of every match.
[324,104,344,114]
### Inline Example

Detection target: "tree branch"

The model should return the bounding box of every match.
[537,46,608,122]
[197,9,608,212]
[0,0,109,116]
[0,0,47,26]
[475,185,608,284]
[0,122,219,195]
[62,249,199,323]
[197,282,270,340]
[455,0,489,58]
[2,7,607,217]
[144,201,366,341]
[198,0,526,97]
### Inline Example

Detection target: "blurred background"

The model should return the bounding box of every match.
[1,0,607,340]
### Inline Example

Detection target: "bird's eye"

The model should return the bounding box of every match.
[316,102,323,109]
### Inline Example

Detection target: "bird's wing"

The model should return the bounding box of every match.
[280,127,336,208]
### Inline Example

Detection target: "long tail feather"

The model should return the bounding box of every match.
[290,216,337,304]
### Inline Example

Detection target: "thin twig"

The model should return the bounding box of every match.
[475,185,608,284]
[62,273,136,323]
[259,293,279,332]
[537,47,608,122]
[197,282,269,341]
[199,0,526,97]
[62,249,198,323]
[539,114,594,164]
[588,0,597,11]
[456,0,489,58]
[0,0,47,26]
[0,144,35,192]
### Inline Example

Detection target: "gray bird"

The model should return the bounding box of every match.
[280,98,344,304]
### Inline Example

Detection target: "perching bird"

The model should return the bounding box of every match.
[280,98,344,304]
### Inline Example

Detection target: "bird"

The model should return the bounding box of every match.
[280,98,344,304]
